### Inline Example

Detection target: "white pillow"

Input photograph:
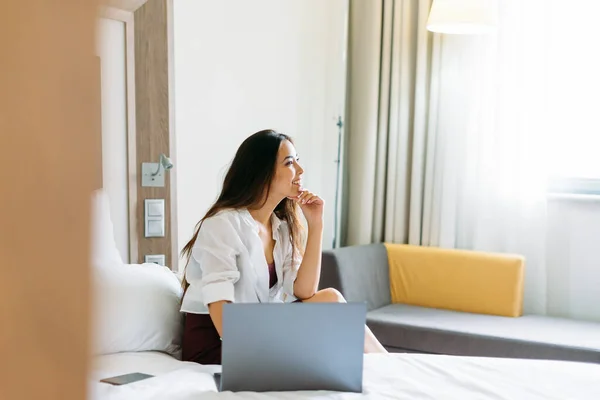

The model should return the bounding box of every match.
[92,263,184,358]
[90,189,123,268]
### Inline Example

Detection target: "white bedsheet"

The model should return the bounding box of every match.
[90,352,600,399]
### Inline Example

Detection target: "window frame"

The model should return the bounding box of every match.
[548,177,600,196]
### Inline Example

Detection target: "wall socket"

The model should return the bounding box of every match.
[145,254,166,266]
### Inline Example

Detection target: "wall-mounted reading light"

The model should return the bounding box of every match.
[142,153,174,187]
[152,154,173,175]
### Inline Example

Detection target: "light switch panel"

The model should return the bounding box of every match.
[147,220,164,236]
[148,202,163,216]
[144,199,165,237]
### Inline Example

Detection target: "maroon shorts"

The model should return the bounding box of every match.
[182,300,303,365]
[182,313,222,365]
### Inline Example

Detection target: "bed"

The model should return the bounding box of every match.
[89,351,600,399]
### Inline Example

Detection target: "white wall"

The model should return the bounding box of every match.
[97,18,130,263]
[547,196,600,322]
[173,0,348,269]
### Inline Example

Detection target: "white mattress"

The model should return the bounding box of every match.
[91,351,215,377]
[89,351,600,399]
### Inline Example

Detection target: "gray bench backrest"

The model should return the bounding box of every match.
[320,243,391,311]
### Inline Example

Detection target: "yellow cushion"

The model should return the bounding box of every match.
[385,244,524,317]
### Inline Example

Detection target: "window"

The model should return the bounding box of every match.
[546,0,600,194]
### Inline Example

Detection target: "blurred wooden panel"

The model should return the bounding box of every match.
[94,55,104,189]
[105,0,148,12]
[0,0,98,399]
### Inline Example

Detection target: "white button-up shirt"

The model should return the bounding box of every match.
[180,208,301,314]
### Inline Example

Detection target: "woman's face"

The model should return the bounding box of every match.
[271,140,304,200]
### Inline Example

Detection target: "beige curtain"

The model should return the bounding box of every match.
[342,0,442,247]
[342,0,550,314]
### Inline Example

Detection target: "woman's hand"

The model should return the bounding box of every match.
[292,189,325,299]
[294,189,324,228]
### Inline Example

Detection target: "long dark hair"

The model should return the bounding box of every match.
[180,129,304,290]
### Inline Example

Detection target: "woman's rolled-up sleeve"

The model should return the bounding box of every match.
[185,215,241,306]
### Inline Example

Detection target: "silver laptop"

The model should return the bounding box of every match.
[217,302,367,393]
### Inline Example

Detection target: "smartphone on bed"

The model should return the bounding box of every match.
[100,372,154,385]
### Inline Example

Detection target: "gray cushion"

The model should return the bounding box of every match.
[368,304,600,364]
[320,243,391,311]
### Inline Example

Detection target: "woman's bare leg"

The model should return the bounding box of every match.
[300,288,389,354]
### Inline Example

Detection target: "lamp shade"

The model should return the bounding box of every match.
[427,0,498,34]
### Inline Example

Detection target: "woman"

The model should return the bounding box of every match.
[180,129,388,364]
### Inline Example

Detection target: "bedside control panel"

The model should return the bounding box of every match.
[144,199,165,237]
